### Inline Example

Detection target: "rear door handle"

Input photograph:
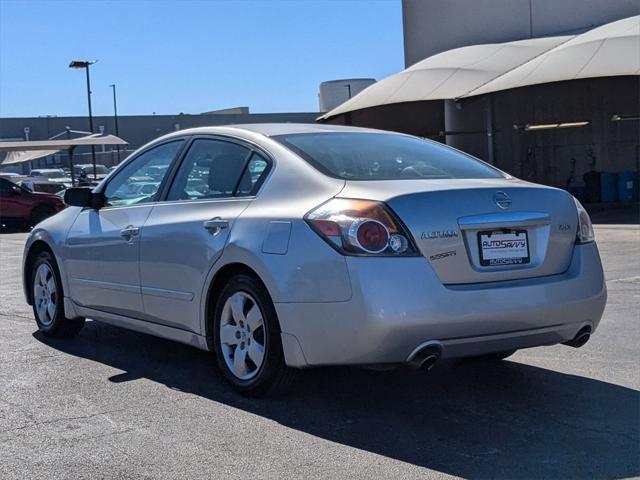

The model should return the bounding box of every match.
[120,225,140,241]
[203,218,229,235]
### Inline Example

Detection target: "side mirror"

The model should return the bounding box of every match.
[11,186,21,195]
[63,187,104,209]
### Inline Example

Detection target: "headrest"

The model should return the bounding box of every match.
[208,154,244,194]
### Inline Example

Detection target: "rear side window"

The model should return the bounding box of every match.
[167,139,252,201]
[272,132,504,180]
[236,153,269,196]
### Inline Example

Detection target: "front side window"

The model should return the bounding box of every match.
[273,132,505,180]
[167,139,252,201]
[103,140,183,207]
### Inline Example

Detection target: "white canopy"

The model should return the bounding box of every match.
[2,149,62,165]
[0,134,128,165]
[320,15,640,120]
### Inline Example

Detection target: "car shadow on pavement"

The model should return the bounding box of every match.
[35,321,639,479]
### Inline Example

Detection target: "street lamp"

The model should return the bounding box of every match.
[69,59,98,180]
[109,84,121,162]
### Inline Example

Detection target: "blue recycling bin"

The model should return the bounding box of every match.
[600,172,618,203]
[617,171,639,202]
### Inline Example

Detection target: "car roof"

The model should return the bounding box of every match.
[168,123,384,138]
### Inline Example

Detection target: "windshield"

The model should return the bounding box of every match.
[273,132,504,180]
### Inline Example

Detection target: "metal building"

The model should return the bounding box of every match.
[320,11,640,201]
[319,79,376,112]
[402,0,640,67]
[0,110,319,173]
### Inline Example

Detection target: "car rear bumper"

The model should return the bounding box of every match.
[275,242,606,367]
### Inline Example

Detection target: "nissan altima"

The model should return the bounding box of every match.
[22,124,606,395]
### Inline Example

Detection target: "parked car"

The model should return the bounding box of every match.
[73,164,110,181]
[130,181,160,196]
[0,177,65,229]
[22,124,606,396]
[0,171,25,181]
[30,168,63,178]
[29,168,72,188]
[20,179,68,195]
[145,164,170,181]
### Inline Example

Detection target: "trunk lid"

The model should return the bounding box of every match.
[340,178,578,284]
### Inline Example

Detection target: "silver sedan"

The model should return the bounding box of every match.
[22,124,606,396]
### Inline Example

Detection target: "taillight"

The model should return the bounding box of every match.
[573,197,595,244]
[305,198,419,256]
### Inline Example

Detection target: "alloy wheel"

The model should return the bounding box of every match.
[219,291,266,380]
[33,263,57,326]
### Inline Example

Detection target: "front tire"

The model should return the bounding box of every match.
[212,273,295,396]
[31,251,85,337]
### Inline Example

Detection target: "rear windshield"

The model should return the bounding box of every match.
[273,132,504,180]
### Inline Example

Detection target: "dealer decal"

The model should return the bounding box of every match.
[481,239,527,249]
[430,250,457,261]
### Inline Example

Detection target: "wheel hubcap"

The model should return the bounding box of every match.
[219,292,266,380]
[33,264,56,326]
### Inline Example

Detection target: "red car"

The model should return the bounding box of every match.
[0,177,65,230]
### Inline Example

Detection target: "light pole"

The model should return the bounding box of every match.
[69,60,98,180]
[109,84,121,162]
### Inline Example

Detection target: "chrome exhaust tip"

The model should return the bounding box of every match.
[408,341,443,370]
[563,326,592,348]
[418,353,439,371]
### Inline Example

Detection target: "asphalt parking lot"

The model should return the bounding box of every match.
[1,213,639,479]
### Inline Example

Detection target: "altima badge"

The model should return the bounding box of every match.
[421,230,459,240]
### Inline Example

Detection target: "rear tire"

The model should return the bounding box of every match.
[31,251,85,338]
[212,273,296,396]
[30,205,55,227]
[463,350,517,362]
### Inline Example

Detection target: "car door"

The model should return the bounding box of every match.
[0,179,25,220]
[63,140,185,318]
[139,137,270,332]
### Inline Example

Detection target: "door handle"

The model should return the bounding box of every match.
[203,218,229,235]
[120,225,140,241]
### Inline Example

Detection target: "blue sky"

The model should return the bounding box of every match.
[0,0,403,117]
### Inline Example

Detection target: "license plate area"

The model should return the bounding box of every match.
[477,229,530,266]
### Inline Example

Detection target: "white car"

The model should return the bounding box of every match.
[22,124,606,396]
[29,168,72,188]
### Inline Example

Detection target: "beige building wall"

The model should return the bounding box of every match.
[402,0,640,66]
